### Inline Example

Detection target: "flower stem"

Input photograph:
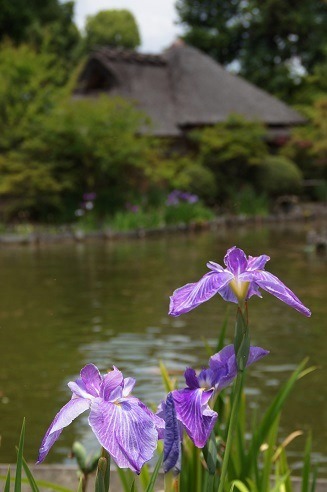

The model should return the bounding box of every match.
[217,370,244,492]
[218,304,249,491]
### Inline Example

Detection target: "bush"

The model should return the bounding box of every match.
[0,95,152,221]
[191,115,268,202]
[256,155,303,196]
[232,185,269,216]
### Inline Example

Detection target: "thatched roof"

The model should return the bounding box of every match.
[75,43,305,137]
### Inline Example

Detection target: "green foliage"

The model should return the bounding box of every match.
[191,116,268,203]
[0,42,64,151]
[84,10,141,51]
[176,0,243,66]
[0,94,151,221]
[102,199,214,233]
[232,186,269,217]
[281,97,327,186]
[163,201,214,226]
[176,0,327,100]
[256,156,303,197]
[0,0,80,66]
[156,355,318,492]
[105,208,163,232]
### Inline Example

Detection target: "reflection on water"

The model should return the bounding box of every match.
[0,222,326,474]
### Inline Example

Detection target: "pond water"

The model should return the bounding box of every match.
[0,222,326,474]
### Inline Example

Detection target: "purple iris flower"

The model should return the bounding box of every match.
[37,364,164,474]
[169,246,311,317]
[160,344,268,470]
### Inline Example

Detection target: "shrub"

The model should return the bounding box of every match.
[191,115,268,202]
[232,185,269,216]
[256,155,303,196]
[0,95,152,221]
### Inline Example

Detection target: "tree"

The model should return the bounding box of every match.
[0,95,152,220]
[176,0,327,100]
[84,9,141,51]
[0,0,80,65]
[0,42,64,152]
[176,0,243,66]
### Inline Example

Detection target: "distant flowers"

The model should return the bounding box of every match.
[166,190,199,206]
[37,364,164,473]
[125,202,140,213]
[75,192,97,217]
[169,246,311,317]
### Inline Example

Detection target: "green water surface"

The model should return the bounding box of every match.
[0,222,326,474]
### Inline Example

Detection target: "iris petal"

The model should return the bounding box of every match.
[101,367,124,401]
[80,364,102,397]
[224,247,248,275]
[122,377,136,397]
[184,367,200,389]
[89,398,158,474]
[169,271,233,316]
[209,345,269,390]
[172,388,217,448]
[37,397,90,463]
[246,254,270,271]
[252,270,311,317]
[162,393,181,473]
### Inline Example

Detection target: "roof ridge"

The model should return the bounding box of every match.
[92,46,166,65]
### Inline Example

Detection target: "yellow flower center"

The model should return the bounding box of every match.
[230,279,250,302]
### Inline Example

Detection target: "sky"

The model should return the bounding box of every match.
[74,0,185,53]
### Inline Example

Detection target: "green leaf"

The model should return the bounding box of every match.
[278,449,292,492]
[230,480,251,492]
[260,414,280,491]
[145,453,163,492]
[22,456,40,492]
[244,358,309,477]
[203,431,218,475]
[270,472,291,492]
[116,468,134,492]
[71,442,87,472]
[159,361,176,393]
[85,450,102,474]
[4,467,10,492]
[310,465,318,492]
[95,457,107,492]
[234,308,249,371]
[15,418,25,492]
[0,475,74,492]
[139,463,150,491]
[101,448,110,492]
[77,476,84,492]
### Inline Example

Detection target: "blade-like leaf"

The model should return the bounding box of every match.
[159,361,176,392]
[4,467,11,492]
[15,418,25,492]
[203,431,218,475]
[116,468,134,492]
[22,456,40,492]
[77,476,84,492]
[95,457,107,492]
[0,475,74,492]
[145,453,163,492]
[245,359,309,476]
[230,480,250,492]
[270,472,291,492]
[260,415,280,491]
[101,448,110,492]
